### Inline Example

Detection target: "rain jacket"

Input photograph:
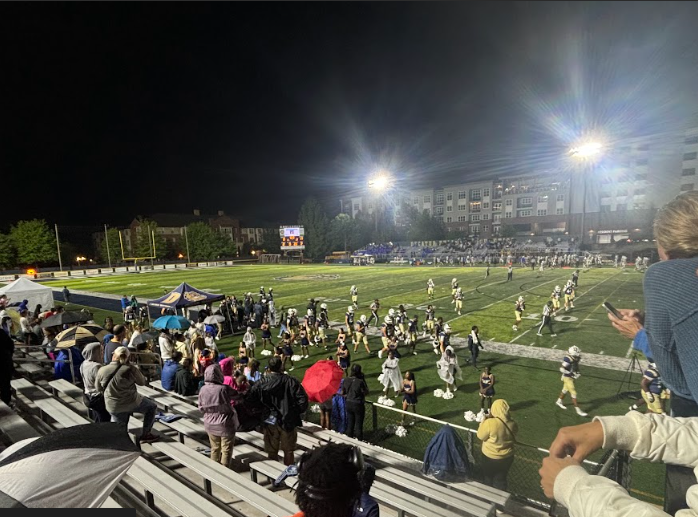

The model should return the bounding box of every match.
[219,357,236,388]
[246,372,309,431]
[477,399,518,459]
[555,412,698,517]
[80,343,103,396]
[198,364,239,437]
[54,347,83,383]
[422,424,470,481]
[161,359,181,391]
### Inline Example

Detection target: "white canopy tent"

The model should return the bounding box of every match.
[0,277,55,313]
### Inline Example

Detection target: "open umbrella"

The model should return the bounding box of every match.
[302,359,344,403]
[204,314,225,325]
[0,423,140,508]
[41,310,93,328]
[152,315,191,330]
[129,330,159,347]
[54,324,108,349]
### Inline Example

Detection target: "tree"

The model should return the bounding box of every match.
[260,228,281,254]
[298,197,330,261]
[133,219,166,259]
[184,222,236,261]
[329,213,354,251]
[407,211,446,241]
[10,219,58,266]
[0,233,15,269]
[500,224,517,239]
[98,228,121,265]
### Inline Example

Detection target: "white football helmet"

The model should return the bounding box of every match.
[320,303,327,310]
[555,285,561,291]
[518,296,524,302]
[428,278,433,283]
[452,278,457,283]
[347,306,355,312]
[360,315,367,323]
[384,316,393,324]
[456,287,462,293]
[388,308,396,317]
[444,324,452,333]
[568,346,581,357]
[649,361,657,369]
[351,285,356,290]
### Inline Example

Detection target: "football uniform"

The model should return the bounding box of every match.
[514,300,525,323]
[551,290,561,310]
[454,290,464,313]
[381,322,394,348]
[642,365,668,414]
[560,354,579,397]
[354,320,368,347]
[350,286,358,305]
[425,308,435,333]
[317,312,328,340]
[451,279,459,296]
[408,318,418,344]
[438,331,450,352]
[564,286,575,308]
[427,280,435,298]
[345,311,355,341]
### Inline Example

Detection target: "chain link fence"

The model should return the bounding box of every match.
[305,401,635,513]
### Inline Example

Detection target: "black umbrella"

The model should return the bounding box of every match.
[41,310,93,328]
[129,330,159,347]
[0,423,140,508]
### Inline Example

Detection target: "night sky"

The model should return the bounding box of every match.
[2,2,697,230]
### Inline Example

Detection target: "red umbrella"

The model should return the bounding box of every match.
[302,360,344,403]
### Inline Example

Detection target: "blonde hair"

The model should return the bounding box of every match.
[654,190,698,259]
[113,346,131,364]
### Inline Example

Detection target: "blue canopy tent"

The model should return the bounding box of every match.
[147,283,225,318]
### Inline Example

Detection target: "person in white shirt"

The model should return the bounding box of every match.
[19,310,32,344]
[158,329,174,361]
[242,327,256,358]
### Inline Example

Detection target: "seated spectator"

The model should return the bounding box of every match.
[294,443,364,517]
[173,332,191,360]
[161,351,183,391]
[96,346,159,443]
[233,372,249,394]
[353,463,379,517]
[175,357,200,396]
[245,359,262,384]
[198,348,214,372]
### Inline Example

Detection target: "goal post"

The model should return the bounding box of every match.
[118,230,157,266]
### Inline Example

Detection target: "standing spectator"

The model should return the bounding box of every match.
[507,264,513,281]
[343,364,369,440]
[175,357,200,396]
[0,320,15,406]
[477,399,518,490]
[246,357,309,465]
[54,346,83,383]
[198,363,239,469]
[158,328,174,362]
[96,346,159,443]
[120,295,129,316]
[219,356,236,388]
[62,286,71,304]
[466,326,483,368]
[19,310,32,345]
[242,326,256,358]
[104,325,125,364]
[80,342,110,422]
[161,351,183,391]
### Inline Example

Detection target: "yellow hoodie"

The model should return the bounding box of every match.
[476,399,518,459]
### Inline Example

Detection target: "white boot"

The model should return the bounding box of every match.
[556,399,567,410]
[575,407,588,417]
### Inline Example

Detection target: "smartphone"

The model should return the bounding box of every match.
[603,301,622,319]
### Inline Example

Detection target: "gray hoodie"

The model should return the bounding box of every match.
[80,342,103,395]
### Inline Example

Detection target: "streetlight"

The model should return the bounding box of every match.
[76,256,86,267]
[367,172,391,233]
[569,141,603,245]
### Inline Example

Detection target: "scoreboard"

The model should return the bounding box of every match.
[279,226,305,250]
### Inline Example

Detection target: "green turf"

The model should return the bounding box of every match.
[45,265,662,503]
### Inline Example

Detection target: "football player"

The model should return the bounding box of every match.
[629,361,670,414]
[317,303,329,349]
[345,306,356,346]
[427,278,435,299]
[354,314,371,354]
[407,315,419,355]
[536,301,557,337]
[350,285,358,309]
[556,346,587,416]
[377,315,396,358]
[572,269,579,287]
[451,278,459,303]
[550,286,562,315]
[424,304,436,338]
[438,323,452,354]
[397,305,408,335]
[454,287,464,316]
[513,296,525,331]
[563,281,575,312]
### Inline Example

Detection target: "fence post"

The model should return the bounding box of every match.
[371,403,378,435]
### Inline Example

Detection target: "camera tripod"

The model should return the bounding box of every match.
[617,351,645,398]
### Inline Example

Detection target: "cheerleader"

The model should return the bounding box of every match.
[380,350,402,398]
[436,346,462,395]
[260,321,274,350]
[299,327,310,359]
[281,334,294,372]
[400,371,418,426]
[336,342,351,376]
[479,366,496,416]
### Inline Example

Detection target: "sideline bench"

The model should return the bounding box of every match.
[0,401,40,443]
[154,441,298,517]
[127,457,231,517]
[249,459,481,517]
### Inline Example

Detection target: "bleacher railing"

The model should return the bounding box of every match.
[306,401,631,514]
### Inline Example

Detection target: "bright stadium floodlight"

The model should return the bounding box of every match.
[368,175,389,190]
[570,141,602,159]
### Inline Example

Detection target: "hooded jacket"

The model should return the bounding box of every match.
[80,342,103,395]
[246,371,309,431]
[219,357,236,388]
[476,399,518,459]
[198,364,239,437]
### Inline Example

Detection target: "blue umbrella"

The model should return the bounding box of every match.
[152,315,191,330]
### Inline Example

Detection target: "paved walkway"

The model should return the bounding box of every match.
[52,288,631,373]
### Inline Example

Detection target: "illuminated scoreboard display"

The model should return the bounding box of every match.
[279,226,305,250]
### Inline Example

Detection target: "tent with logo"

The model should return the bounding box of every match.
[0,278,54,314]
[147,282,225,312]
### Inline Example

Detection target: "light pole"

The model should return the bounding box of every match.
[569,142,602,246]
[367,174,390,234]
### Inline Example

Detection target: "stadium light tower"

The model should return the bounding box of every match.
[569,141,603,246]
[368,171,391,233]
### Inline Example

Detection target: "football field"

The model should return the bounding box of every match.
[46,264,663,503]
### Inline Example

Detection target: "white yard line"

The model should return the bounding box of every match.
[625,342,635,358]
[510,328,531,343]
